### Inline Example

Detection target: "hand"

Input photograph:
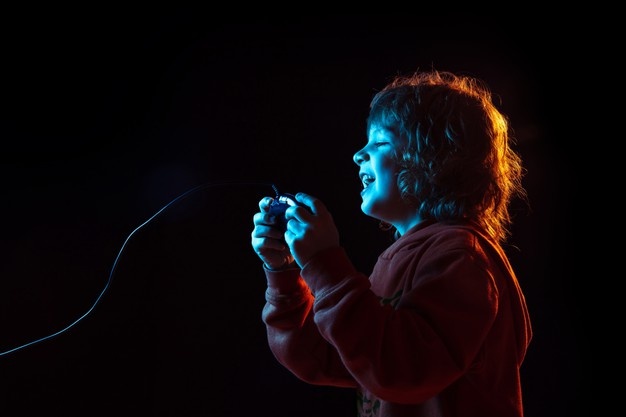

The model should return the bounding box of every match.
[251,196,296,269]
[283,193,340,268]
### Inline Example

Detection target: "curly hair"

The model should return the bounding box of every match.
[367,70,526,243]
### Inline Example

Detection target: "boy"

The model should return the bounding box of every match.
[251,70,532,417]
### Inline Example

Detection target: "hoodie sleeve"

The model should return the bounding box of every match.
[261,262,358,388]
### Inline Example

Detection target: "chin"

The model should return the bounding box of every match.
[360,200,375,218]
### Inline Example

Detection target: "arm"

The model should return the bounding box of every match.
[251,194,356,387]
[261,266,357,387]
[300,232,506,404]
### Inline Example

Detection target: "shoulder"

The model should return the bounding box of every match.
[384,221,509,273]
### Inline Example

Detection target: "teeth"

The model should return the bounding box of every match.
[360,174,374,188]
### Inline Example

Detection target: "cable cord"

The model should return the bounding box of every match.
[0,180,274,357]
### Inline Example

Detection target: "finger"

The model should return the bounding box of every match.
[253,235,288,252]
[252,224,285,241]
[253,211,273,226]
[258,196,274,212]
[294,192,326,216]
[285,205,312,227]
[253,211,280,228]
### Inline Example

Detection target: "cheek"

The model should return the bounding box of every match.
[376,171,396,191]
[377,159,400,187]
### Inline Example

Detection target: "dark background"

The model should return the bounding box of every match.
[1,13,582,416]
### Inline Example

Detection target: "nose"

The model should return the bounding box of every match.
[353,147,368,165]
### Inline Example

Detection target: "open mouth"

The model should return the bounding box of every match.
[360,173,375,189]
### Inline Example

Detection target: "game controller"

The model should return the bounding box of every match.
[269,187,306,231]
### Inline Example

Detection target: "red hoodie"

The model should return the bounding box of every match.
[262,220,532,417]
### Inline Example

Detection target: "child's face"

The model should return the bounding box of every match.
[353,124,408,225]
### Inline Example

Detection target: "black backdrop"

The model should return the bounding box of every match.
[1,13,582,417]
